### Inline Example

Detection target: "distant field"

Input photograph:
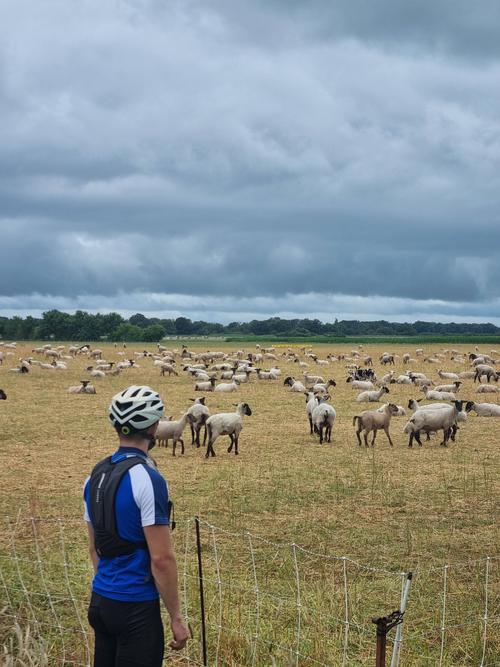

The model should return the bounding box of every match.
[226,334,500,344]
[0,341,499,666]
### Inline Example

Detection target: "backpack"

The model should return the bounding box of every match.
[89,455,148,558]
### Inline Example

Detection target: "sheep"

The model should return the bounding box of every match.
[402,353,411,364]
[420,386,456,401]
[305,391,319,434]
[214,379,240,392]
[380,353,395,365]
[89,369,106,379]
[474,365,498,383]
[395,375,413,385]
[356,386,390,403]
[233,370,252,384]
[434,382,462,393]
[284,377,307,393]
[160,363,178,377]
[187,398,211,446]
[68,380,96,394]
[346,378,375,390]
[377,403,406,416]
[477,385,500,394]
[311,379,337,393]
[311,397,336,444]
[465,401,500,417]
[403,400,464,447]
[0,389,6,400]
[155,412,192,455]
[205,402,252,457]
[256,369,279,380]
[376,371,395,386]
[458,371,476,380]
[353,403,400,447]
[195,378,216,392]
[303,372,325,386]
[9,365,29,374]
[438,370,460,381]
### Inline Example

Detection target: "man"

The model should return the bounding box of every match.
[83,385,189,667]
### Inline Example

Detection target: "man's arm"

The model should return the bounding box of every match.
[144,524,189,650]
[86,522,99,574]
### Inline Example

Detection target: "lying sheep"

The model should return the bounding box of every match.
[434,381,461,393]
[477,384,500,394]
[403,400,464,447]
[195,378,216,392]
[68,380,96,394]
[256,369,279,380]
[9,364,29,374]
[311,379,337,393]
[356,386,389,403]
[377,403,406,416]
[187,397,211,446]
[438,370,460,381]
[395,375,413,385]
[311,396,336,444]
[465,401,500,416]
[205,402,252,457]
[284,376,307,393]
[155,412,192,455]
[353,403,400,447]
[346,378,374,390]
[214,379,240,392]
[420,386,456,401]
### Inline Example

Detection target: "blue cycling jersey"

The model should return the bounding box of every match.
[83,447,170,602]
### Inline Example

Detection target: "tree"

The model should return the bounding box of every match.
[112,323,144,342]
[142,324,166,342]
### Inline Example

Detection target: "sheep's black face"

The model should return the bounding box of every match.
[0,390,6,400]
[464,401,474,412]
[243,403,252,416]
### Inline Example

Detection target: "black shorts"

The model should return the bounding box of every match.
[88,592,164,667]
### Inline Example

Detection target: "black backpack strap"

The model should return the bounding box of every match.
[89,455,148,558]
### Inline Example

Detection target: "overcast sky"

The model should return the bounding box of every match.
[1,0,499,324]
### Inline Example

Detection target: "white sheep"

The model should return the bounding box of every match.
[311,397,336,444]
[284,377,307,393]
[195,378,216,392]
[437,370,460,381]
[346,378,375,390]
[420,386,456,401]
[403,400,464,447]
[205,402,252,457]
[434,382,461,393]
[377,403,406,416]
[356,386,390,403]
[477,385,500,394]
[68,380,96,394]
[214,380,240,392]
[465,401,500,416]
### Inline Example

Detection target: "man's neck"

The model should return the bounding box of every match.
[117,439,149,455]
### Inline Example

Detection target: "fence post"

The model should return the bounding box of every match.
[195,516,208,666]
[372,611,403,667]
[390,572,413,667]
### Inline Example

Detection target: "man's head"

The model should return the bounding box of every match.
[109,385,164,449]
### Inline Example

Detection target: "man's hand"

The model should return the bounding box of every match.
[169,617,190,650]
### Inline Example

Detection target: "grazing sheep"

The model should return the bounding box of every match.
[477,384,500,394]
[205,402,252,457]
[356,386,390,403]
[160,363,178,377]
[214,380,240,392]
[195,378,216,392]
[465,401,500,417]
[353,403,400,447]
[284,377,307,393]
[155,412,192,455]
[380,353,395,366]
[0,389,6,400]
[187,398,211,446]
[68,380,96,394]
[474,365,497,383]
[403,400,464,447]
[311,397,336,444]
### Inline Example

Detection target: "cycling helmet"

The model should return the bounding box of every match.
[109,385,164,435]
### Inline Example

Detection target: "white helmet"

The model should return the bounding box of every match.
[109,385,164,434]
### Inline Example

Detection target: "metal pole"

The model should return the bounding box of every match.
[195,516,208,666]
[390,572,413,667]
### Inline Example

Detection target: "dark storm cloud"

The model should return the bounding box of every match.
[1,0,499,321]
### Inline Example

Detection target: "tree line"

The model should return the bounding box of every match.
[0,310,498,342]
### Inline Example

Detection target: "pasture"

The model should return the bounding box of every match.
[0,341,499,666]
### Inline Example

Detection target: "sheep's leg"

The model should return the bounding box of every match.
[355,428,362,447]
[202,425,207,446]
[318,426,324,444]
[227,434,234,453]
[179,437,185,455]
[234,434,239,455]
[308,416,313,435]
[327,425,332,442]
[451,425,458,442]
[408,432,414,448]
[384,427,394,447]
[363,431,369,447]
[172,440,176,457]
[371,430,377,447]
[189,422,195,445]
[414,431,423,447]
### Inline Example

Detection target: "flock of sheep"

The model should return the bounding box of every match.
[1,341,499,457]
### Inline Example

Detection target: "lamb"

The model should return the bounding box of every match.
[420,386,456,401]
[284,377,307,393]
[311,379,336,393]
[195,378,216,392]
[465,401,500,417]
[155,412,192,455]
[0,389,6,400]
[303,372,325,385]
[434,382,461,393]
[205,402,252,457]
[311,396,336,444]
[353,403,400,447]
[476,384,500,394]
[214,379,240,392]
[403,400,464,447]
[160,363,178,377]
[356,386,390,403]
[187,398,211,446]
[438,370,460,381]
[256,369,279,380]
[68,380,96,394]
[473,364,497,383]
[346,378,374,390]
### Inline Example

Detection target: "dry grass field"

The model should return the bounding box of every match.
[0,341,499,666]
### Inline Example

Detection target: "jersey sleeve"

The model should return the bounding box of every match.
[129,465,170,527]
[83,476,91,522]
